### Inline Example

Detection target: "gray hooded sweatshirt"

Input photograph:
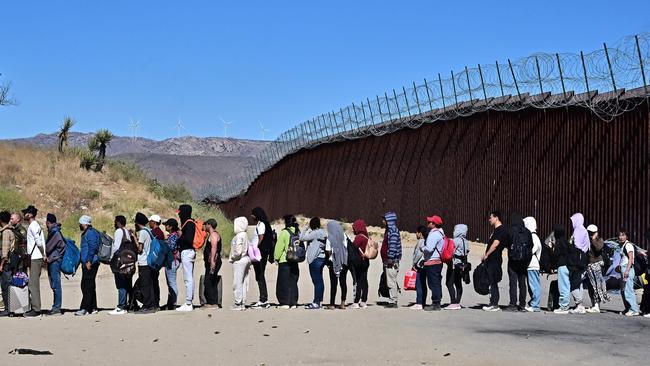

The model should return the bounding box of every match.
[452,224,470,266]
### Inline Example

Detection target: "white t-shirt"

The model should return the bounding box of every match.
[620,242,634,268]
[26,221,45,260]
[137,229,152,266]
[252,222,266,247]
[112,228,126,257]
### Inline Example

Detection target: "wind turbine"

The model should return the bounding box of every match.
[259,122,270,140]
[128,118,140,142]
[175,117,187,138]
[220,117,233,138]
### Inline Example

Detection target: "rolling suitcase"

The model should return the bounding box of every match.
[9,286,30,314]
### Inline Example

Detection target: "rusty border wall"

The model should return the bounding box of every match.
[218,101,650,247]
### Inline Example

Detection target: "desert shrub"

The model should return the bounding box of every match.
[0,187,27,213]
[84,190,101,200]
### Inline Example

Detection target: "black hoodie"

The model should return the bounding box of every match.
[553,224,568,267]
[177,204,196,252]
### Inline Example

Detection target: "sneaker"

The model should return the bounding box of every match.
[408,304,423,310]
[425,304,442,311]
[251,301,271,309]
[91,309,99,315]
[108,308,127,316]
[625,311,640,317]
[135,308,156,315]
[504,305,518,312]
[277,305,290,309]
[482,305,501,312]
[305,303,321,310]
[524,306,540,313]
[290,305,298,309]
[230,304,245,311]
[553,308,569,314]
[349,303,360,309]
[569,305,586,314]
[24,310,42,317]
[384,303,398,309]
[74,309,88,316]
[0,311,9,317]
[586,304,601,313]
[359,302,367,309]
[176,303,193,312]
[444,303,461,310]
[48,309,63,316]
[643,313,650,318]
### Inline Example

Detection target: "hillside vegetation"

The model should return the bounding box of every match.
[0,142,233,254]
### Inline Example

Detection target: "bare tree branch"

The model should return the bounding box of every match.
[0,81,17,106]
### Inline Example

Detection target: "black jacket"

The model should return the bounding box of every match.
[178,206,196,251]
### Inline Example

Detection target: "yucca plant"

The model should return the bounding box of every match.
[88,129,113,172]
[57,117,75,154]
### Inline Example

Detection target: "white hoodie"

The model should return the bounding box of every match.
[524,217,542,271]
[229,217,249,263]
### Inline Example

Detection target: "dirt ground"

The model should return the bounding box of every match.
[0,226,647,366]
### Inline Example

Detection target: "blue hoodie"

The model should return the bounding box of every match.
[80,226,100,265]
[383,212,402,263]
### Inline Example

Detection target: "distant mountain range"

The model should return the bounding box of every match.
[7,132,271,196]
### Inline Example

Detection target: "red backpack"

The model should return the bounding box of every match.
[440,236,455,264]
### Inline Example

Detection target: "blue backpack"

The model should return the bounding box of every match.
[146,230,170,271]
[61,238,81,276]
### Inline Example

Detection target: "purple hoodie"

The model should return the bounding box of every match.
[570,213,589,253]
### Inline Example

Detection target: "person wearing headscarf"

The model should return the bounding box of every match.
[326,220,349,309]
[274,215,299,309]
[250,207,273,309]
[350,219,370,309]
[381,212,402,309]
[585,224,610,313]
[567,213,589,314]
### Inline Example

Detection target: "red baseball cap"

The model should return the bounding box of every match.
[426,215,443,225]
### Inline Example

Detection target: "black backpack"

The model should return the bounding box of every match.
[110,228,137,276]
[509,226,533,265]
[473,262,491,295]
[539,233,558,274]
[346,236,363,266]
[285,228,305,263]
[632,245,648,275]
[567,242,587,270]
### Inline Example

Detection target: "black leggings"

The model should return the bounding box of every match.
[353,260,369,303]
[253,254,269,303]
[327,263,349,305]
[445,264,464,304]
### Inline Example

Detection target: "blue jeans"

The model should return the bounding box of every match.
[165,259,179,308]
[620,265,639,313]
[423,263,443,306]
[114,274,133,309]
[415,269,426,305]
[309,257,326,304]
[47,259,62,311]
[527,270,541,310]
[558,265,570,310]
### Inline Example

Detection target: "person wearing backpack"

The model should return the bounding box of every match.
[230,217,251,311]
[109,215,134,315]
[0,211,15,317]
[134,212,156,314]
[567,213,589,314]
[350,219,370,309]
[507,213,533,312]
[176,205,197,312]
[250,207,273,309]
[75,215,100,316]
[420,215,445,311]
[523,217,542,312]
[446,224,470,310]
[44,213,65,316]
[22,205,45,317]
[584,224,610,313]
[274,215,300,309]
[326,220,349,310]
[148,215,164,310]
[553,224,571,314]
[481,211,509,312]
[617,229,640,316]
[381,212,402,309]
[161,218,180,310]
[300,217,327,310]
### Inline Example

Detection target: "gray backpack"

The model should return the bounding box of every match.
[98,231,114,264]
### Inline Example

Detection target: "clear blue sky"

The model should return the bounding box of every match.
[1,0,649,140]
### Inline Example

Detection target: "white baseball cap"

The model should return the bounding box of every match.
[79,215,92,225]
[148,215,161,223]
[586,224,598,232]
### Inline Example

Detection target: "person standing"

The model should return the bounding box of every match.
[301,217,327,310]
[275,215,299,309]
[584,224,610,313]
[162,218,180,310]
[75,215,100,316]
[176,205,197,312]
[44,213,65,316]
[553,224,571,314]
[203,219,222,307]
[230,217,251,311]
[567,213,589,314]
[446,224,470,310]
[350,219,370,309]
[421,215,445,311]
[22,205,45,317]
[0,211,15,317]
[408,226,428,310]
[617,229,640,316]
[148,215,164,310]
[109,215,133,315]
[381,212,402,309]
[507,213,533,312]
[134,212,156,314]
[250,207,273,309]
[524,217,542,312]
[326,220,349,309]
[481,211,509,312]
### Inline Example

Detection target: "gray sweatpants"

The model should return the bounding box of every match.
[232,257,251,306]
[385,264,400,305]
[29,259,43,312]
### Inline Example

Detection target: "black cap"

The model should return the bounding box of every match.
[21,205,38,216]
[162,218,178,227]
